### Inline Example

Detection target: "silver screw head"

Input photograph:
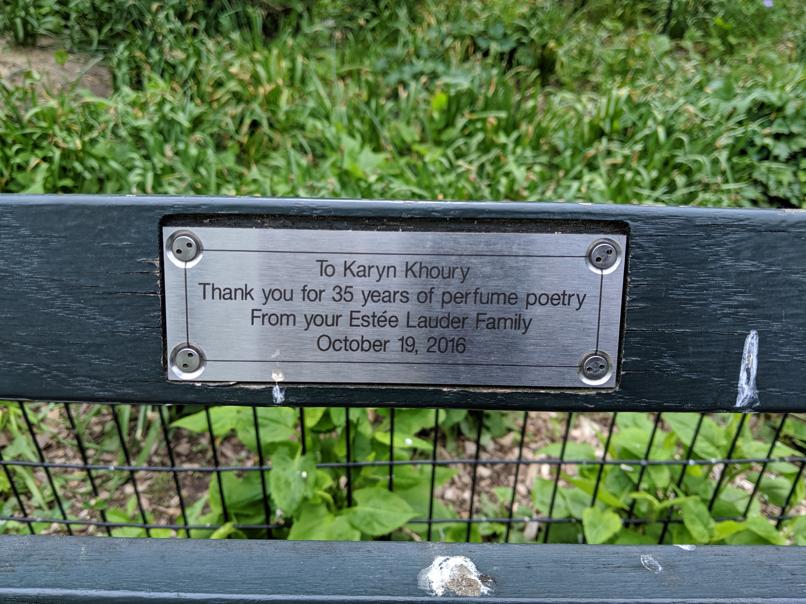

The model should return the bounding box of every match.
[171,234,200,262]
[172,345,204,375]
[587,240,619,271]
[580,353,610,382]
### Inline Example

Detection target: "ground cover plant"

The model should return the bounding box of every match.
[0,0,805,543]
[1,403,805,544]
[0,0,804,205]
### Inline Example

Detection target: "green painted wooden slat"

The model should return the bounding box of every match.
[0,195,804,411]
[1,536,805,603]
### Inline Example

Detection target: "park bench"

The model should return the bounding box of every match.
[0,194,805,603]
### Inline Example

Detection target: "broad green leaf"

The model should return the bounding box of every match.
[568,476,626,510]
[614,528,657,545]
[665,414,725,459]
[372,430,432,451]
[21,164,48,194]
[439,409,468,428]
[236,407,296,452]
[628,492,697,513]
[430,90,449,114]
[269,449,316,517]
[172,407,239,434]
[210,521,245,539]
[382,408,435,437]
[604,467,637,501]
[767,442,800,475]
[783,418,806,444]
[790,516,806,546]
[391,465,455,496]
[444,522,482,543]
[712,520,747,542]
[656,496,698,511]
[712,485,755,518]
[561,486,595,519]
[670,524,696,544]
[346,148,377,180]
[543,522,584,544]
[628,492,660,510]
[289,503,360,541]
[616,413,654,431]
[184,496,209,526]
[208,471,269,516]
[612,427,653,458]
[402,498,456,541]
[646,464,672,491]
[106,508,145,538]
[303,407,327,428]
[53,49,69,66]
[610,427,673,491]
[758,474,797,507]
[538,442,596,460]
[582,506,623,544]
[328,408,346,427]
[680,499,714,543]
[743,515,787,545]
[344,487,416,536]
[328,407,368,428]
[479,522,506,540]
[532,477,568,518]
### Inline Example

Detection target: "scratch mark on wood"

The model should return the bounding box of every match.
[272,368,286,405]
[640,553,663,574]
[735,330,759,410]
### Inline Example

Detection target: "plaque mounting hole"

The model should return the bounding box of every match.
[166,231,203,267]
[579,352,612,386]
[586,239,621,273]
[171,344,206,379]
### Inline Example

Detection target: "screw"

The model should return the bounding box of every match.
[172,345,204,375]
[580,353,610,382]
[170,232,200,262]
[587,240,619,271]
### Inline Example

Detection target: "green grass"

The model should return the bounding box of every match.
[0,0,804,206]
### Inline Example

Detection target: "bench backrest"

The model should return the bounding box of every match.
[1,195,804,412]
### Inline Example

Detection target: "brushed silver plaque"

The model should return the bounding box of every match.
[162,226,626,388]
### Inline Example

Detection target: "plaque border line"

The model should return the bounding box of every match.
[176,239,615,375]
[183,266,190,346]
[595,271,604,352]
[204,248,587,259]
[205,359,580,368]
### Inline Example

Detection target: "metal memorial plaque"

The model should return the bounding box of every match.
[162,225,627,388]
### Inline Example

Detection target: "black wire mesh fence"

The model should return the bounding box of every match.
[0,402,804,544]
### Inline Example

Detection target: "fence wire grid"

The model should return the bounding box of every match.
[0,402,804,544]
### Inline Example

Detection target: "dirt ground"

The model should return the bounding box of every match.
[0,37,112,96]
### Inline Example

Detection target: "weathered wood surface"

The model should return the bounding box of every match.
[1,536,805,603]
[0,195,805,411]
